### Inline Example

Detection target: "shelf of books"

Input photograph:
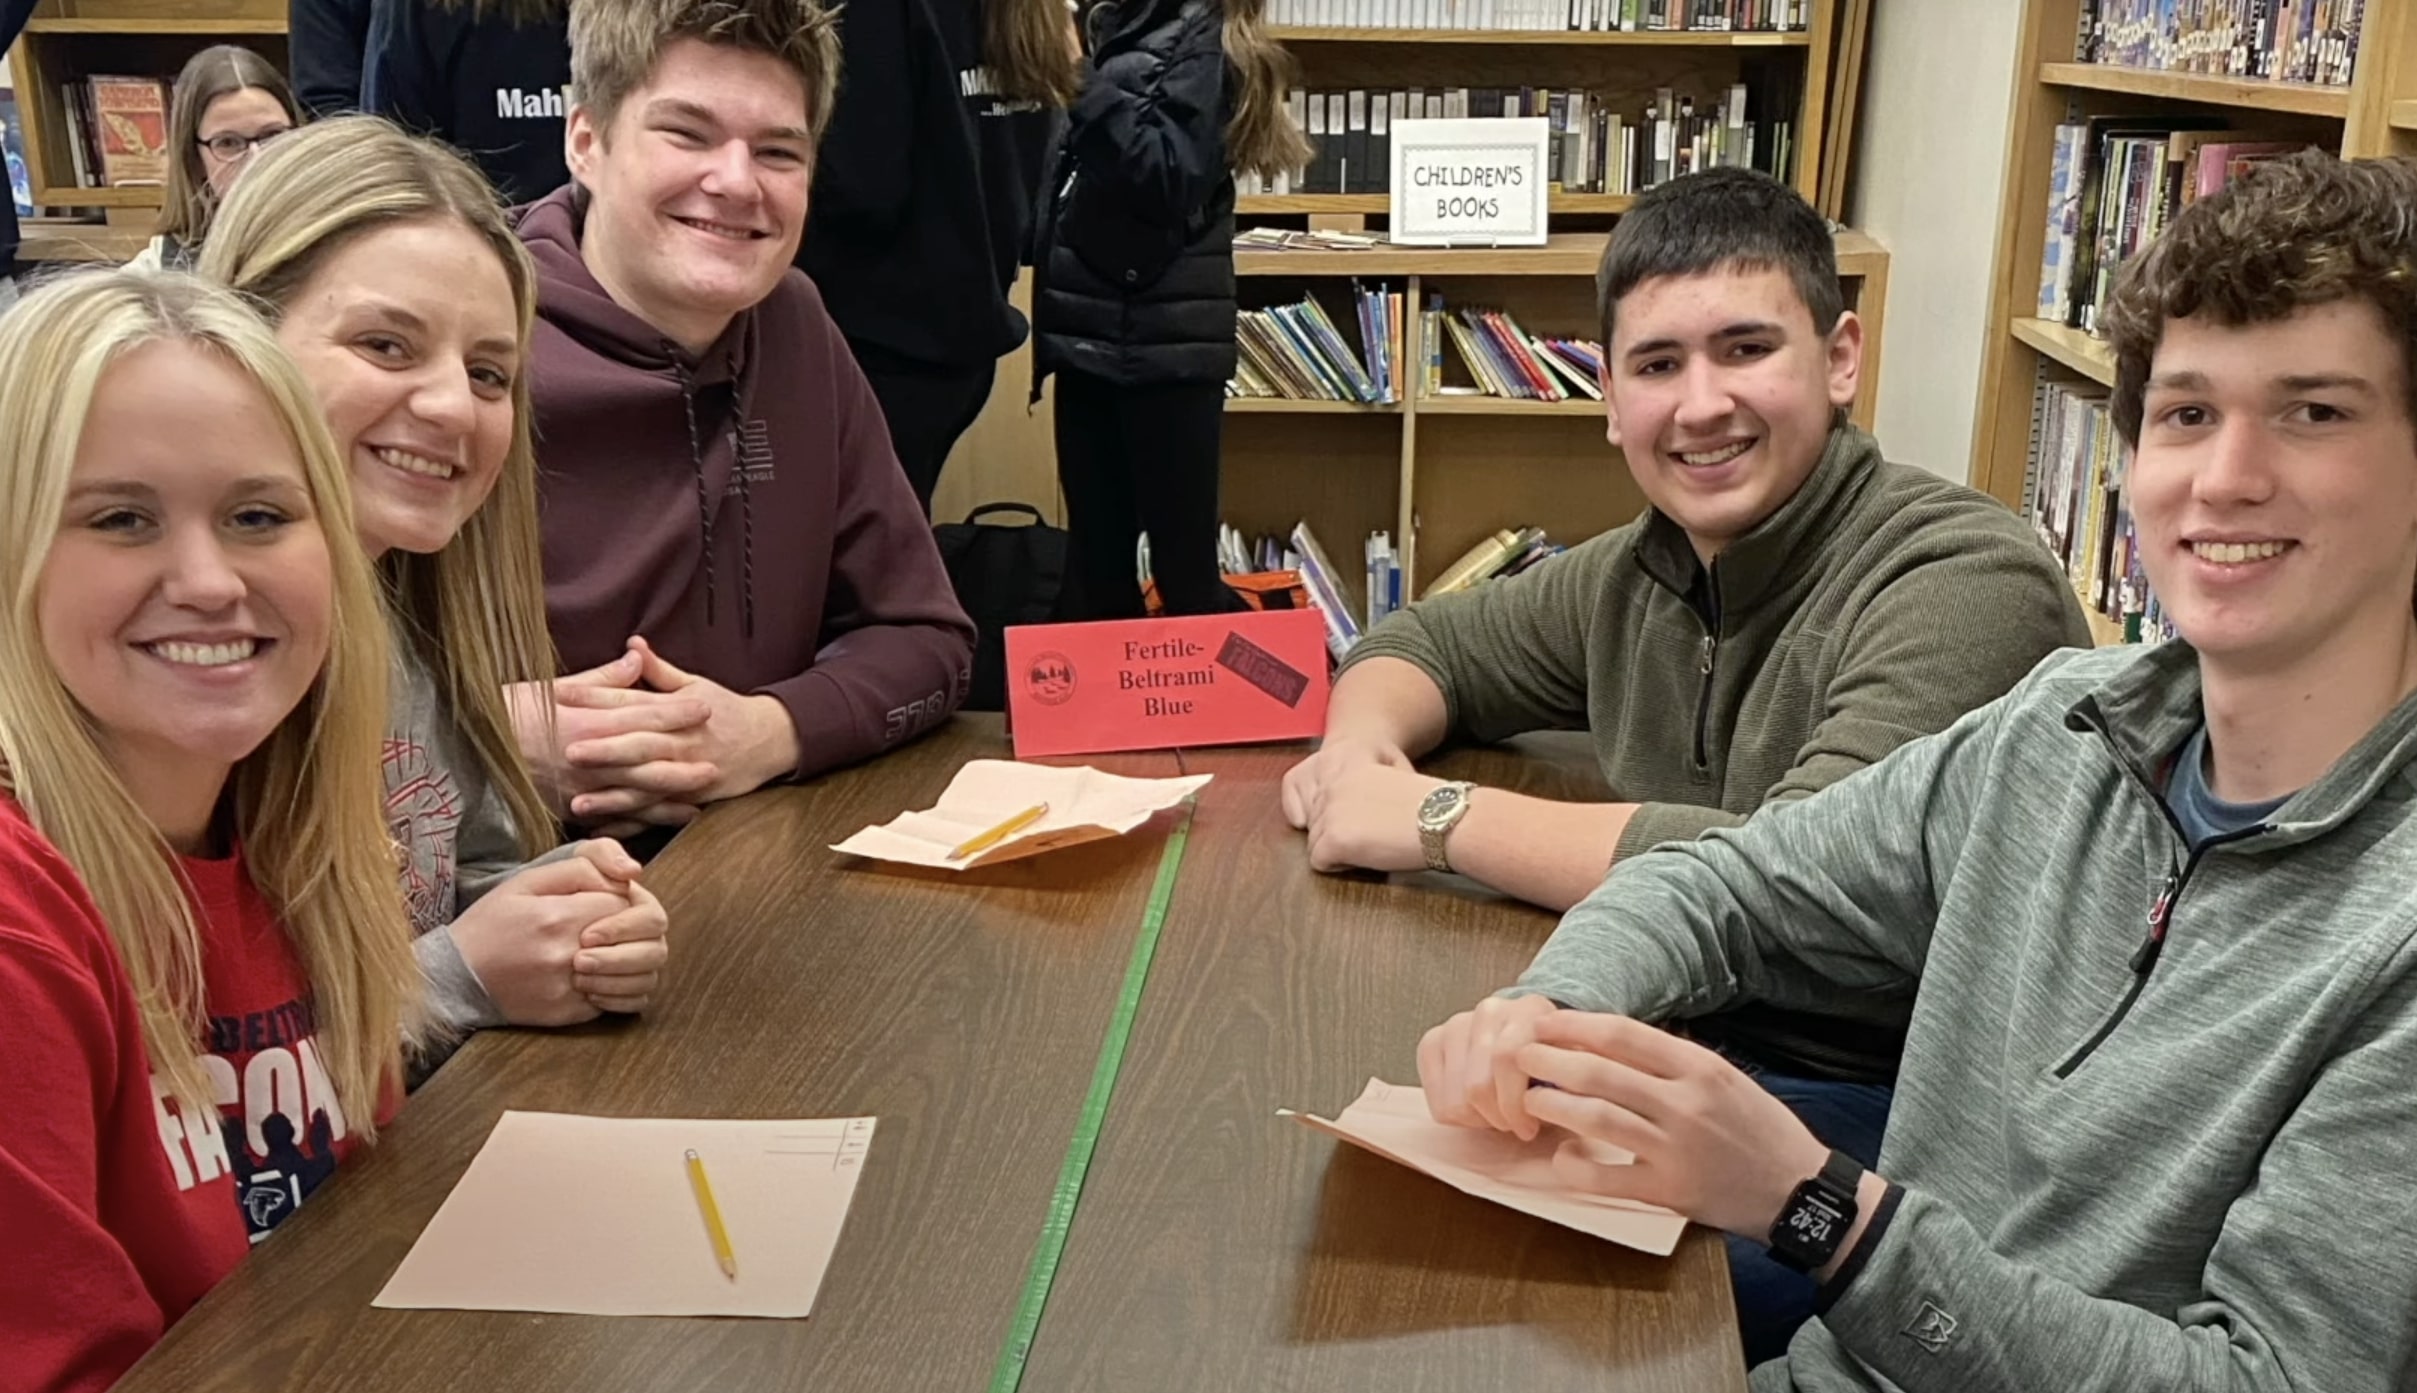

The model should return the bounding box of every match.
[1973,0,2417,645]
[7,0,288,239]
[1219,223,1886,610]
[1248,0,1833,215]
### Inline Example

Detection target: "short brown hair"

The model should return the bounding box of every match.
[567,0,841,144]
[2104,150,2417,447]
[1597,167,1845,354]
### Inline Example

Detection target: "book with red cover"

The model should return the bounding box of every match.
[86,75,169,187]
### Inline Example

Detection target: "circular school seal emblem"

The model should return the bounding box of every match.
[1027,652,1077,706]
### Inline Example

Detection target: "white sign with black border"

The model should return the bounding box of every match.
[1388,117,1551,248]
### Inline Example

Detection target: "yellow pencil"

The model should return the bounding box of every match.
[947,802,1050,861]
[684,1148,738,1281]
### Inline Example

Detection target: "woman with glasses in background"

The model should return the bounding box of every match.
[129,46,300,272]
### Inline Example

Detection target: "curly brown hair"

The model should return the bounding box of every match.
[2104,150,2417,448]
[568,0,841,144]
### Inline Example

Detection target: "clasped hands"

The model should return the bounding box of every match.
[511,635,799,837]
[1280,735,1449,872]
[1418,995,1834,1246]
[451,838,670,1026]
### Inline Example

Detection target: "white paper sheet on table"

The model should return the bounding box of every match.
[1283,1078,1687,1256]
[373,1111,876,1318]
[830,759,1212,869]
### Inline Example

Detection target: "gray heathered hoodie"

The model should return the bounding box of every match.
[1514,642,2417,1392]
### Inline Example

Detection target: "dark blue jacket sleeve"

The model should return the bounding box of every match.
[289,0,375,116]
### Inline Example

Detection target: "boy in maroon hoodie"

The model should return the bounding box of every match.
[511,0,975,833]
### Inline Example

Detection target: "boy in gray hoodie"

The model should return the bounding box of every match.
[1418,149,2417,1389]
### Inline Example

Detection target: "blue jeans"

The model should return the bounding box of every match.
[1722,1066,1893,1367]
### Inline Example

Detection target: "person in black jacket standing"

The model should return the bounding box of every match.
[363,0,569,205]
[797,0,1074,514]
[289,0,373,115]
[1033,0,1308,620]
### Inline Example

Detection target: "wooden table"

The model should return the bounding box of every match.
[117,721,1745,1393]
[1019,739,1745,1392]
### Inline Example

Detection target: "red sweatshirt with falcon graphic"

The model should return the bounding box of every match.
[0,796,394,1393]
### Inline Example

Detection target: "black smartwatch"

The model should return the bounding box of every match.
[1765,1149,1866,1274]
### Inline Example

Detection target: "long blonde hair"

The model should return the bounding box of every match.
[0,269,417,1129]
[199,118,559,864]
[1218,0,1309,181]
[156,45,300,250]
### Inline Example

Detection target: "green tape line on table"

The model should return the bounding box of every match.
[987,799,1195,1393]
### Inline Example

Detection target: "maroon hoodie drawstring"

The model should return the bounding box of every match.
[671,352,756,639]
[673,357,719,629]
[731,349,756,640]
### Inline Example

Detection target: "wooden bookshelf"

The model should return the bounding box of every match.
[1224,398,1403,414]
[1239,191,1637,214]
[15,219,149,261]
[2007,316,2114,387]
[1238,227,1882,282]
[2081,603,2126,649]
[1972,0,2417,647]
[1228,226,1886,591]
[1271,26,1813,47]
[1261,3,1845,214]
[1410,395,1606,416]
[24,17,283,33]
[2034,60,2352,118]
[8,0,289,242]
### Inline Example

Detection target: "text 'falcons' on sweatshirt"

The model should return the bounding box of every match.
[516,186,975,781]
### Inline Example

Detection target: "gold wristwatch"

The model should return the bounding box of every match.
[1416,781,1478,872]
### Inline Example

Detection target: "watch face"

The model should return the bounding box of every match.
[1782,1191,1848,1248]
[1417,784,1466,830]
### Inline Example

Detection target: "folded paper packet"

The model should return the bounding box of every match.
[1283,1077,1687,1256]
[831,759,1212,870]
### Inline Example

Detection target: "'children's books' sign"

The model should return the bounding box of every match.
[1004,608,1330,757]
[1389,117,1552,247]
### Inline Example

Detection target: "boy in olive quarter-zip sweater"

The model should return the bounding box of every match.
[1421,149,2417,1392]
[1283,168,2088,1360]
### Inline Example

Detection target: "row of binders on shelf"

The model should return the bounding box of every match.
[1245,81,1792,197]
[1268,0,1811,31]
